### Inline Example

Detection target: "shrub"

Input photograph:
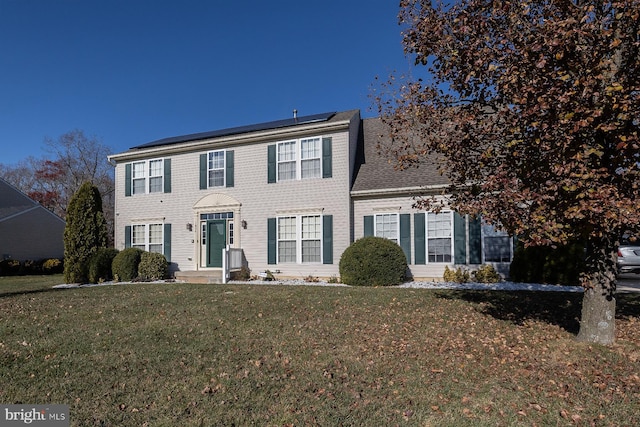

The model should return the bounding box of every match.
[473,264,502,283]
[443,266,470,283]
[22,259,43,274]
[112,248,143,282]
[0,259,21,276]
[339,236,407,286]
[138,252,168,281]
[509,241,585,286]
[43,258,64,274]
[88,248,119,283]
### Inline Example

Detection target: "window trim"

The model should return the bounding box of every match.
[275,137,323,182]
[374,213,399,244]
[207,150,226,188]
[426,211,453,264]
[481,221,513,263]
[131,222,164,254]
[130,158,165,195]
[276,214,323,264]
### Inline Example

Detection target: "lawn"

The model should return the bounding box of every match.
[1,276,639,426]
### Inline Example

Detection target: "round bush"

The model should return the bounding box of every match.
[339,236,407,286]
[88,248,119,283]
[138,251,168,281]
[43,258,64,275]
[111,248,143,282]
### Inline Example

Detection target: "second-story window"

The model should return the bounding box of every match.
[300,137,321,179]
[277,141,297,181]
[132,159,164,194]
[208,150,225,187]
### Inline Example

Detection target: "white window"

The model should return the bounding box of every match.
[278,216,297,263]
[300,137,321,179]
[427,212,452,263]
[208,150,225,187]
[277,214,322,263]
[277,141,297,181]
[276,137,323,181]
[375,213,399,244]
[148,160,163,193]
[301,215,321,262]
[131,223,164,254]
[482,223,512,263]
[131,159,163,194]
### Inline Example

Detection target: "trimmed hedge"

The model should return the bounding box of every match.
[339,236,407,286]
[138,252,168,281]
[88,248,119,283]
[509,241,585,286]
[112,248,143,282]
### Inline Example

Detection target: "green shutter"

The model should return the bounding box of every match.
[164,159,171,193]
[267,145,276,183]
[468,216,482,264]
[400,214,411,263]
[323,215,333,264]
[322,137,332,178]
[225,150,234,187]
[163,224,172,262]
[124,225,131,248]
[199,154,208,190]
[267,217,277,264]
[454,212,467,264]
[414,213,426,264]
[364,215,374,237]
[125,164,132,197]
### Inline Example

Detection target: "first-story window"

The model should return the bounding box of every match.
[375,213,398,244]
[278,216,297,263]
[131,223,164,254]
[277,215,322,263]
[301,215,321,262]
[427,212,452,263]
[482,223,512,262]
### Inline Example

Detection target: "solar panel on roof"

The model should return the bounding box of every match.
[131,111,336,150]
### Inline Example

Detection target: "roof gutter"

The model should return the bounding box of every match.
[350,184,451,199]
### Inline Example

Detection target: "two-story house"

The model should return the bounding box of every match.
[108,109,513,282]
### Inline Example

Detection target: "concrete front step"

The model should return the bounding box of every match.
[174,270,223,284]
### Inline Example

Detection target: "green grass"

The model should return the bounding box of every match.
[1,275,639,426]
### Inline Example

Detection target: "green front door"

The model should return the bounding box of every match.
[206,220,226,267]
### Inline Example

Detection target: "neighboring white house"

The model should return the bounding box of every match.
[108,110,513,282]
[0,178,65,261]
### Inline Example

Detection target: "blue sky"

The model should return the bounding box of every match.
[0,1,412,165]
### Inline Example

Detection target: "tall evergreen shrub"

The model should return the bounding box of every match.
[63,182,108,283]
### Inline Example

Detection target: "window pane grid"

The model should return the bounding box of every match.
[376,214,398,242]
[426,212,452,263]
[208,151,225,187]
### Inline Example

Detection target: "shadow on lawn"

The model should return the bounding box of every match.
[437,290,640,335]
[0,287,67,299]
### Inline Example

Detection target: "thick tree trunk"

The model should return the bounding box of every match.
[576,236,618,345]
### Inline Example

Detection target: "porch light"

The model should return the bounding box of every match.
[241,220,247,229]
[186,223,193,231]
